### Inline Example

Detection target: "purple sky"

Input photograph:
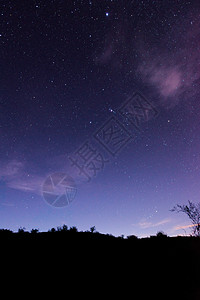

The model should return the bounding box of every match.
[1,0,200,236]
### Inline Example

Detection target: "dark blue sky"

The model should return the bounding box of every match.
[1,0,200,236]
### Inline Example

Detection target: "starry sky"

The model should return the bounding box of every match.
[1,0,200,237]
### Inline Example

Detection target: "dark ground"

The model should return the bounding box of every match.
[2,230,200,299]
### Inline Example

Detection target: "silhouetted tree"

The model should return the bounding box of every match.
[127,234,138,240]
[31,228,39,234]
[48,227,56,233]
[18,227,26,233]
[171,201,200,236]
[118,234,124,239]
[62,224,68,231]
[0,229,13,236]
[69,226,78,233]
[156,231,167,238]
[90,226,96,233]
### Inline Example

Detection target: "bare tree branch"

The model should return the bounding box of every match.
[170,201,200,237]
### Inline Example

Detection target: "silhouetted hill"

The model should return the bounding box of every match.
[2,229,200,299]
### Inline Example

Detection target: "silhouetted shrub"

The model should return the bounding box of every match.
[18,227,26,234]
[127,234,138,240]
[156,231,167,238]
[31,228,39,234]
[69,226,78,233]
[118,234,124,239]
[90,226,96,233]
[48,227,56,233]
[62,224,68,231]
[0,229,13,235]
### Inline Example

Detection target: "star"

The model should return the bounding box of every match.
[105,12,109,17]
[162,140,167,147]
[108,108,116,114]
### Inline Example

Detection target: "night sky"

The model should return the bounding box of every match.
[1,0,200,237]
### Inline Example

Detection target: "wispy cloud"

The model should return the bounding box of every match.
[0,159,24,178]
[138,218,171,229]
[174,223,198,231]
[0,158,82,197]
[138,62,183,100]
[136,11,200,107]
[7,176,43,195]
[0,159,43,195]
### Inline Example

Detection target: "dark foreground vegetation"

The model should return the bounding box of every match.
[2,226,200,299]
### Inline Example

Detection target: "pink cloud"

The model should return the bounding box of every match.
[97,43,113,64]
[153,68,182,97]
[136,11,200,106]
[174,223,199,231]
[142,64,183,98]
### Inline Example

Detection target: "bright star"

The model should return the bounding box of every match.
[105,12,109,17]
